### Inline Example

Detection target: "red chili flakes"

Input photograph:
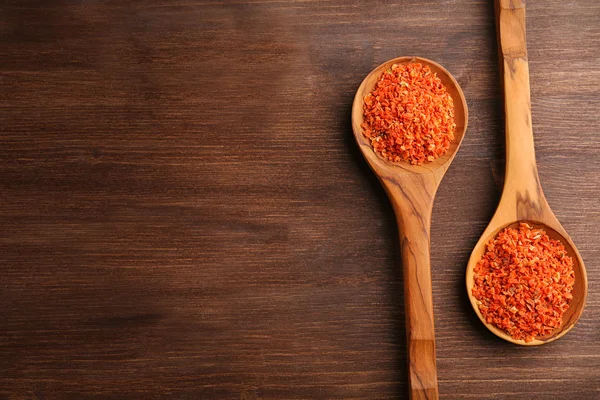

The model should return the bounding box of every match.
[361,62,456,165]
[472,222,575,342]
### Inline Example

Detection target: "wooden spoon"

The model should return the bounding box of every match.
[465,0,588,346]
[351,56,468,400]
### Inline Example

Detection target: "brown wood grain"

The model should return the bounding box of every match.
[1,0,599,399]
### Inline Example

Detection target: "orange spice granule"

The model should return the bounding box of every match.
[472,222,575,342]
[361,62,456,165]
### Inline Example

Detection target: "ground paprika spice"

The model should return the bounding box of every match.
[361,62,456,165]
[472,222,575,342]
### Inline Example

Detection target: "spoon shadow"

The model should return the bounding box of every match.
[342,98,408,399]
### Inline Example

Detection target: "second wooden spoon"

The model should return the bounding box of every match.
[465,0,588,346]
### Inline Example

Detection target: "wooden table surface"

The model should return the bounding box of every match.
[1,1,599,399]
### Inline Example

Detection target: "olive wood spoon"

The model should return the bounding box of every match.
[352,56,468,400]
[465,0,588,345]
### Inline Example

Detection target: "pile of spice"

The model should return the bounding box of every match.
[472,222,575,342]
[361,62,456,165]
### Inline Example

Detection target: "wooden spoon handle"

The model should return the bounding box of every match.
[495,0,543,201]
[385,180,438,400]
[398,206,438,399]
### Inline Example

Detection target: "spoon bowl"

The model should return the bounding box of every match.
[352,56,468,176]
[352,56,467,400]
[466,0,587,346]
[466,219,587,345]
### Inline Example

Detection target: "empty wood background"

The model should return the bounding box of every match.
[1,0,599,398]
